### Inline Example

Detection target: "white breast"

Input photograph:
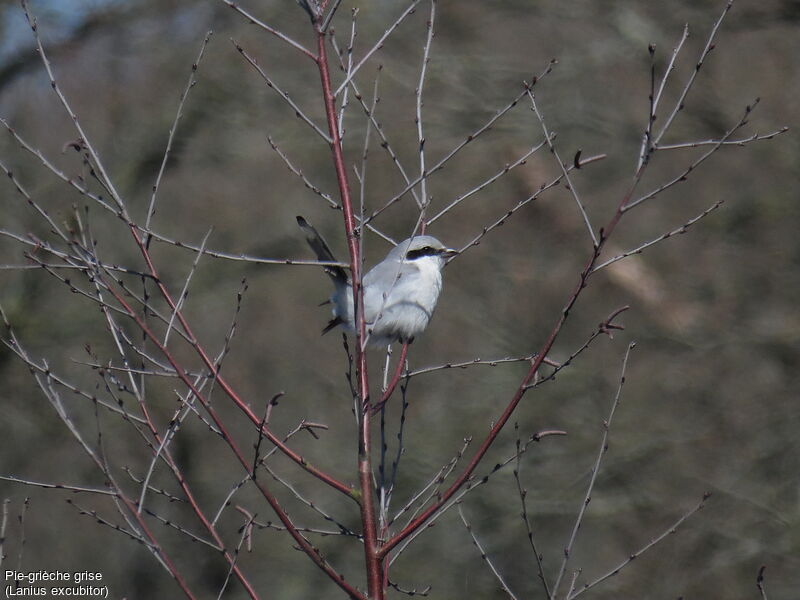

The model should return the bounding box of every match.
[365,255,443,343]
[329,254,445,345]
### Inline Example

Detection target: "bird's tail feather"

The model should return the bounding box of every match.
[296,216,349,284]
[321,316,344,335]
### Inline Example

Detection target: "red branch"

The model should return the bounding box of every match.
[134,388,259,598]
[378,165,644,560]
[117,495,197,599]
[127,225,355,499]
[314,20,384,600]
[102,276,366,600]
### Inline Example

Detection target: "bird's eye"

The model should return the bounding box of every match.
[406,246,436,260]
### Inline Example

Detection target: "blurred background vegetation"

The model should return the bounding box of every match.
[0,0,798,598]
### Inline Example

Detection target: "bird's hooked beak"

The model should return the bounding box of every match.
[440,247,459,259]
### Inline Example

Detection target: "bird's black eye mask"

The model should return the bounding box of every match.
[405,246,439,260]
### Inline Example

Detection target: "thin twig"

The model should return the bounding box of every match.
[387,580,431,597]
[624,100,758,212]
[233,40,333,144]
[427,141,546,225]
[405,354,560,379]
[652,25,689,124]
[65,499,150,545]
[593,200,724,272]
[756,565,768,600]
[216,511,256,600]
[655,128,788,150]
[0,319,146,423]
[267,136,395,244]
[387,375,412,509]
[320,0,344,32]
[527,88,597,246]
[1,118,117,216]
[0,475,116,496]
[391,437,471,529]
[652,1,734,146]
[414,0,436,210]
[454,154,606,257]
[20,1,126,213]
[219,0,316,60]
[637,42,658,170]
[335,7,358,139]
[389,430,566,564]
[123,468,187,504]
[143,508,222,551]
[366,61,556,224]
[334,0,423,97]
[260,462,357,536]
[458,505,520,600]
[0,158,69,242]
[513,424,550,597]
[145,31,212,246]
[551,343,635,599]
[143,227,349,267]
[329,33,422,208]
[0,499,9,569]
[568,493,711,599]
[164,229,211,346]
[527,307,630,391]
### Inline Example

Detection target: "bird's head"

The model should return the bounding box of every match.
[390,235,458,268]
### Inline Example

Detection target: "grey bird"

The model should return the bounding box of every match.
[297,216,457,346]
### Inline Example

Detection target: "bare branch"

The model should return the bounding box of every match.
[414,0,436,210]
[568,493,711,599]
[527,88,598,246]
[593,201,724,272]
[427,141,547,225]
[624,101,758,212]
[143,227,350,267]
[143,508,223,551]
[329,33,422,208]
[20,1,126,213]
[652,1,735,147]
[652,25,689,121]
[527,306,630,391]
[0,499,8,569]
[406,353,560,379]
[458,505,520,600]
[366,60,557,224]
[334,0,423,97]
[266,135,395,244]
[551,342,636,599]
[321,0,345,32]
[145,32,213,245]
[756,565,768,600]
[65,499,149,547]
[164,229,211,346]
[0,158,70,242]
[1,118,117,215]
[0,475,116,496]
[219,0,316,60]
[513,424,550,597]
[0,318,147,424]
[335,8,359,139]
[387,580,431,597]
[388,430,566,564]
[233,40,333,144]
[454,154,606,257]
[655,128,788,151]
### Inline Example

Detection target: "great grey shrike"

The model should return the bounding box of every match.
[297,216,457,346]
